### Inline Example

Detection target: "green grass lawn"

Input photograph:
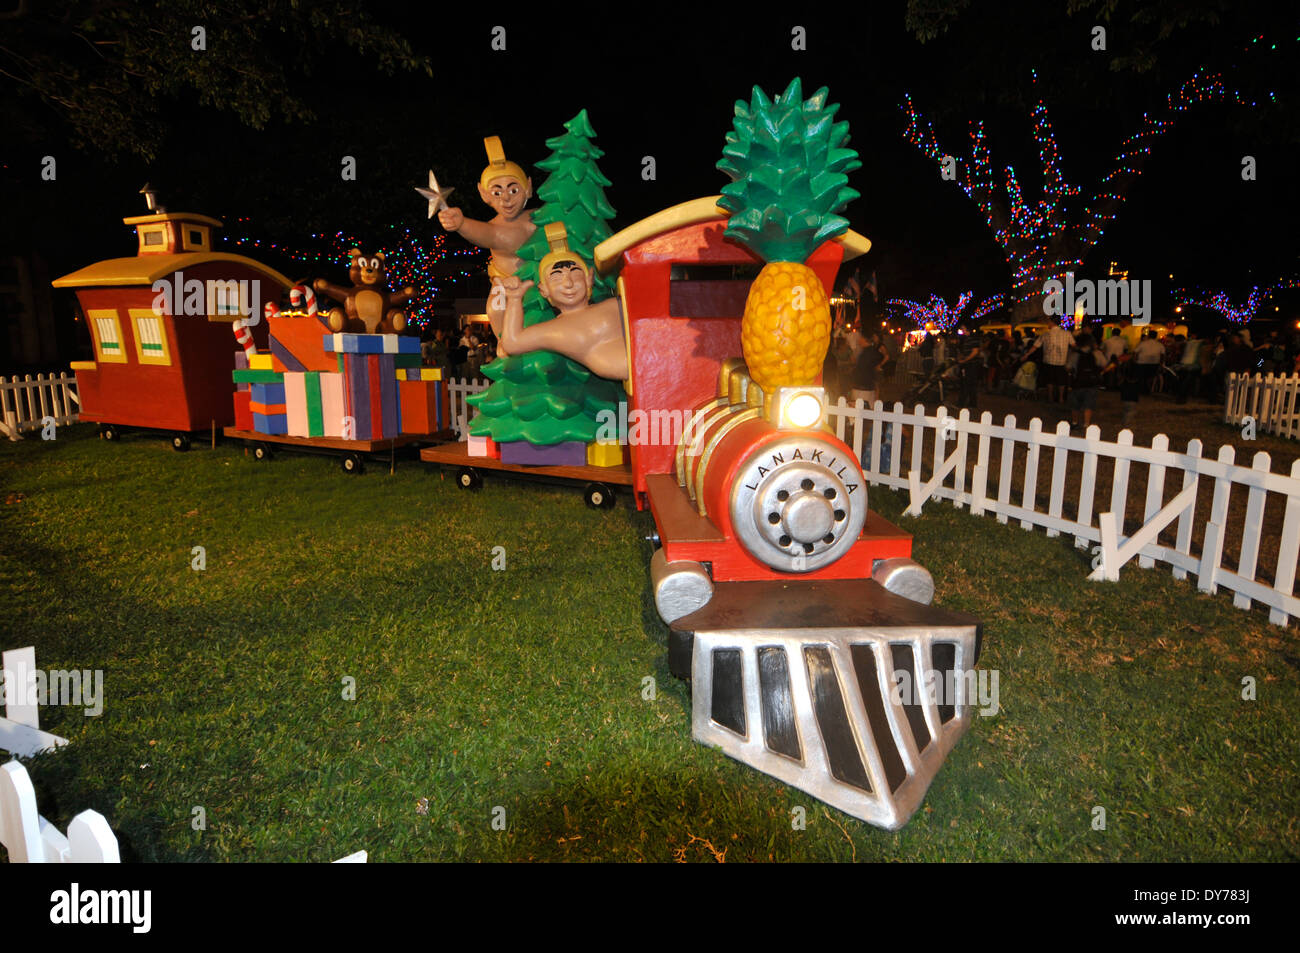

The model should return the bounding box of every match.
[1,424,1297,862]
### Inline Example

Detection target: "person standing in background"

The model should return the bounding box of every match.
[851,330,889,409]
[1133,330,1166,395]
[1174,331,1202,404]
[844,322,866,364]
[1023,323,1074,404]
[953,327,983,410]
[1101,328,1128,389]
[1068,333,1105,430]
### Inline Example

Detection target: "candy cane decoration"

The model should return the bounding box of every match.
[232,314,262,357]
[290,284,317,316]
[236,285,314,356]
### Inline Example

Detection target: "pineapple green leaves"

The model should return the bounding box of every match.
[717,78,862,264]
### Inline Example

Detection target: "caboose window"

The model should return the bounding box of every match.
[183,227,208,251]
[141,229,164,246]
[87,309,128,364]
[668,264,760,318]
[206,279,247,319]
[130,310,172,366]
[670,264,763,282]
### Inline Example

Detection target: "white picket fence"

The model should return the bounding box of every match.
[829,399,1300,627]
[1225,372,1300,440]
[448,376,489,435]
[0,760,120,863]
[0,373,80,441]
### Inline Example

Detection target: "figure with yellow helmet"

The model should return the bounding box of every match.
[437,136,538,350]
[494,223,627,381]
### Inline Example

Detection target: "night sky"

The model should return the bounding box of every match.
[3,3,1296,364]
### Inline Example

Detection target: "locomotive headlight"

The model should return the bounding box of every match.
[767,386,827,431]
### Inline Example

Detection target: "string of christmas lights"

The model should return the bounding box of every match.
[901,53,1273,323]
[1173,277,1300,324]
[221,221,486,328]
[884,291,1004,330]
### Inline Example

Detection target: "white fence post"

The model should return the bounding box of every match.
[1045,421,1069,537]
[1020,417,1042,530]
[1197,444,1235,596]
[0,761,119,863]
[1075,424,1101,550]
[848,399,1298,627]
[0,372,81,440]
[447,377,489,437]
[1233,451,1271,611]
[1172,438,1203,581]
[0,646,70,757]
[1271,459,1300,625]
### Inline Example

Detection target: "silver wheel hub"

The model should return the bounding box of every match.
[730,436,867,572]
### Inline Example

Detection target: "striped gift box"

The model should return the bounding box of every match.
[339,353,399,440]
[323,333,421,355]
[396,367,441,381]
[252,412,288,436]
[320,372,346,438]
[250,381,286,406]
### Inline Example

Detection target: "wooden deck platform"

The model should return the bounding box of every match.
[419,440,634,485]
[223,428,439,453]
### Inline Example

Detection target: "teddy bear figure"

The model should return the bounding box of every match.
[314,249,415,334]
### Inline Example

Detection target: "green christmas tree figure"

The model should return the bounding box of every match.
[467,110,624,445]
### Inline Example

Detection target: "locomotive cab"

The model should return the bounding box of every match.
[592,198,934,627]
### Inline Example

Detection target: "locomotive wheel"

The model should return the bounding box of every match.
[584,483,615,510]
[252,442,273,461]
[457,467,482,491]
[100,424,120,442]
[171,433,191,452]
[340,452,364,475]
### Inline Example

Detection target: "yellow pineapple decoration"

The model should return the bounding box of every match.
[717,78,862,390]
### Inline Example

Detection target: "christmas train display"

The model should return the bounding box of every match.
[424,81,985,829]
[51,80,985,830]
[54,194,454,470]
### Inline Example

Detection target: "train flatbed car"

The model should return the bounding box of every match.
[225,426,449,474]
[420,440,633,507]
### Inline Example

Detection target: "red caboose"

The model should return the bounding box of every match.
[54,204,290,447]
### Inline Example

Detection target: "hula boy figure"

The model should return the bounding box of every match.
[497,224,627,381]
[438,136,536,348]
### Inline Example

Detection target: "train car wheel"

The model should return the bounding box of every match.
[171,433,191,452]
[457,467,482,491]
[100,424,120,442]
[584,483,615,509]
[252,442,273,461]
[341,452,364,475]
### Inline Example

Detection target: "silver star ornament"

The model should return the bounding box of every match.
[415,170,454,219]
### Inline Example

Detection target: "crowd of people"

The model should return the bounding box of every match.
[420,326,500,381]
[829,321,1300,432]
[418,318,1298,426]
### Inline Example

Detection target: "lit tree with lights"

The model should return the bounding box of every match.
[1174,278,1300,325]
[902,70,1253,325]
[884,291,1004,331]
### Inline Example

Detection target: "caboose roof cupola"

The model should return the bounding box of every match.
[125,185,221,256]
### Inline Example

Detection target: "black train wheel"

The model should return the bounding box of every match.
[584,483,615,509]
